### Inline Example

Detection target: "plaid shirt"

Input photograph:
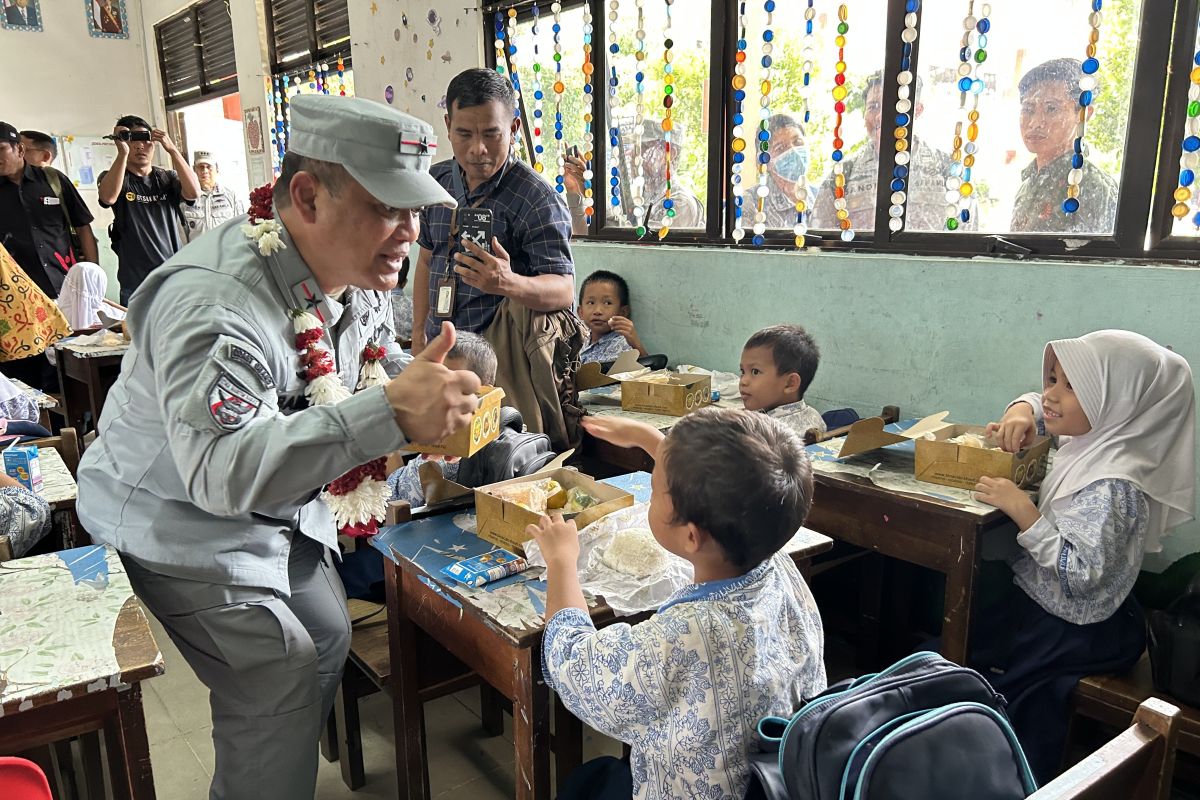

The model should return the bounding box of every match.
[418,157,574,339]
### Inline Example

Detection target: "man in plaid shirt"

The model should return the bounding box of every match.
[412,68,575,353]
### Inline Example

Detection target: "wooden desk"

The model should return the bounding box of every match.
[53,340,128,434]
[804,444,1017,667]
[0,545,165,799]
[9,377,58,430]
[0,448,81,560]
[374,473,831,799]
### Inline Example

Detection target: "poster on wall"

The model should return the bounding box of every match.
[59,136,119,189]
[85,0,127,39]
[244,107,265,156]
[1,0,43,32]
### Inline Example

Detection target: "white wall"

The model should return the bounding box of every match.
[348,0,485,134]
[2,0,156,290]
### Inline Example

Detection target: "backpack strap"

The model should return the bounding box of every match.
[40,167,80,261]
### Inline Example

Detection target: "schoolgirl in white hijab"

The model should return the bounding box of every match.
[969,330,1195,782]
[56,262,125,331]
[979,329,1195,625]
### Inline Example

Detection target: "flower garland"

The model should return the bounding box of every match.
[243,185,390,538]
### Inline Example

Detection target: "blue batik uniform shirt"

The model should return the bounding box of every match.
[543,551,827,799]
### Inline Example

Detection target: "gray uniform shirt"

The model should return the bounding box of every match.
[76,216,410,594]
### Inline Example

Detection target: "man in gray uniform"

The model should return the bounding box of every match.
[76,95,479,800]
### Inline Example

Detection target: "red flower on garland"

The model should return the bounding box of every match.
[248,184,275,223]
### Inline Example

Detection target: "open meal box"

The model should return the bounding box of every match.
[832,411,1052,490]
[577,351,711,417]
[403,386,506,458]
[418,450,635,554]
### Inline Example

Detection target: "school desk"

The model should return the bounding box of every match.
[9,376,59,430]
[371,472,833,800]
[53,339,129,435]
[0,545,165,799]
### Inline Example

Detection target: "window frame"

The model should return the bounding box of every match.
[481,0,1200,265]
[155,0,238,111]
[266,0,351,74]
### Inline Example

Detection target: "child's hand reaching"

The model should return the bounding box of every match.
[985,402,1038,453]
[526,514,580,570]
[581,415,665,455]
[974,476,1041,531]
[609,315,647,356]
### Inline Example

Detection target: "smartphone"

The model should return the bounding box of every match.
[457,208,493,254]
[569,145,581,159]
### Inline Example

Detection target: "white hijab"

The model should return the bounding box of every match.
[57,262,109,330]
[1038,330,1196,553]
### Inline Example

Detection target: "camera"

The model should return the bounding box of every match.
[112,130,152,142]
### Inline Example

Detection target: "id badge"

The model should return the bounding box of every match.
[434,277,456,318]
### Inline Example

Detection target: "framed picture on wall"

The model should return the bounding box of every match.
[244,107,266,156]
[85,0,127,39]
[1,0,44,32]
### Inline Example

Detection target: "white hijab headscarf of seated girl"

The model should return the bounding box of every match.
[1038,330,1196,553]
[57,262,111,330]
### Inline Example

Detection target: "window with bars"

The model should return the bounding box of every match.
[267,0,351,71]
[155,0,237,110]
[483,0,1200,263]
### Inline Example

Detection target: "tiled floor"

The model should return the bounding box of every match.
[141,615,622,799]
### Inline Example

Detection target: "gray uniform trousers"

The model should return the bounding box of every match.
[121,535,351,800]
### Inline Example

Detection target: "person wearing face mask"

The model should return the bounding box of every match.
[96,115,200,304]
[810,72,959,234]
[754,114,815,230]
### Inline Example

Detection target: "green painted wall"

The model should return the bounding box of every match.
[572,241,1200,571]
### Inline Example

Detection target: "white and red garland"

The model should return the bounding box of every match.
[246,185,390,538]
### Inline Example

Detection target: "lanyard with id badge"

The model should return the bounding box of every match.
[435,165,500,318]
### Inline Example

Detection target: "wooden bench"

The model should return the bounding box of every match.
[1069,653,1200,783]
[1035,698,1180,800]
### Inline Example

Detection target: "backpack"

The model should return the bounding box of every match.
[453,407,557,488]
[1148,571,1200,707]
[745,651,1038,800]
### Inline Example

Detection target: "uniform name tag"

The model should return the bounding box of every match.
[227,343,276,389]
[208,373,262,431]
[435,281,455,317]
[42,197,61,206]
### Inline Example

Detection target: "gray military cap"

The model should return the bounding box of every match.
[288,95,455,209]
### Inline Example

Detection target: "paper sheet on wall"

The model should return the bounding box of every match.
[58,136,119,189]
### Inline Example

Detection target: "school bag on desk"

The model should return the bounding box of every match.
[745,651,1038,800]
[453,407,557,487]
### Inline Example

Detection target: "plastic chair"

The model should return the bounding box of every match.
[0,757,53,800]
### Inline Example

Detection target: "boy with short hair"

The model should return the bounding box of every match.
[530,408,827,800]
[578,269,648,363]
[386,331,498,505]
[740,324,826,438]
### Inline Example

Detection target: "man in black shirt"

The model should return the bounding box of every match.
[97,114,200,304]
[0,121,99,298]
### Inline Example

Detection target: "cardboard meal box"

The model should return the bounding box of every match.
[577,352,712,417]
[3,445,42,492]
[417,451,635,554]
[403,386,505,458]
[914,424,1052,490]
[832,411,955,460]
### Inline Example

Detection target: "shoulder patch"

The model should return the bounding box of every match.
[209,373,262,431]
[227,343,276,389]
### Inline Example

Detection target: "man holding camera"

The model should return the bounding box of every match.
[97,114,200,304]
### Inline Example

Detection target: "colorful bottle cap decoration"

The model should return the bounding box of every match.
[658,0,677,240]
[606,0,623,215]
[889,0,921,235]
[731,0,750,243]
[552,2,566,196]
[1064,0,1104,216]
[943,1,990,232]
[750,0,777,247]
[582,0,596,225]
[830,4,854,242]
[529,4,546,175]
[1170,21,1200,228]
[632,0,648,236]
[793,0,816,248]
